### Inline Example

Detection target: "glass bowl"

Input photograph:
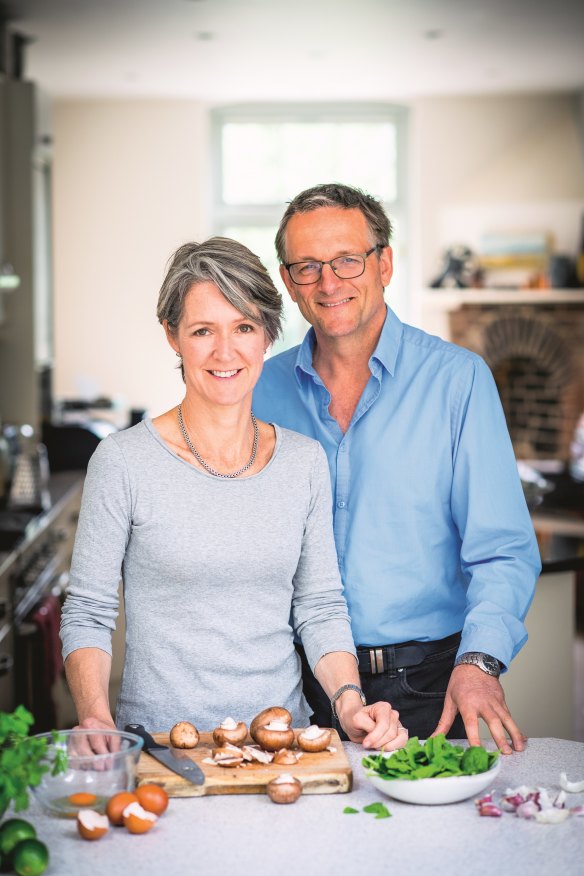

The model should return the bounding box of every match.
[30,729,143,818]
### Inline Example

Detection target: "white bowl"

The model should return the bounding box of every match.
[365,754,501,805]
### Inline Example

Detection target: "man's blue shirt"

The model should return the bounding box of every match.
[253,307,541,668]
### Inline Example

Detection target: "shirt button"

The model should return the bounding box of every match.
[337,500,346,509]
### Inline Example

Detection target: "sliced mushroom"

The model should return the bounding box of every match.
[242,745,274,764]
[273,748,300,765]
[250,706,292,743]
[297,725,332,753]
[212,717,248,746]
[212,743,244,767]
[266,774,302,804]
[253,720,295,752]
[169,721,200,749]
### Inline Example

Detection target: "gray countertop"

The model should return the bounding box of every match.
[20,737,584,876]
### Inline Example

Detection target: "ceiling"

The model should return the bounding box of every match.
[3,0,584,102]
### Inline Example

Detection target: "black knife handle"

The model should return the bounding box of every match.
[124,723,166,750]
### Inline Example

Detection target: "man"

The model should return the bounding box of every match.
[253,183,541,753]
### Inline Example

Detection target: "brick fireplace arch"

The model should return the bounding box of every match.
[449,304,584,460]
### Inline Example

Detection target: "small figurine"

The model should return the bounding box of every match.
[430,245,482,289]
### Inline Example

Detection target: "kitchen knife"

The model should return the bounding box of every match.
[125,723,205,786]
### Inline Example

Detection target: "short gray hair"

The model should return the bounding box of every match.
[275,183,393,263]
[157,237,283,345]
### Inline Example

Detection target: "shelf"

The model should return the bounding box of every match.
[422,288,584,309]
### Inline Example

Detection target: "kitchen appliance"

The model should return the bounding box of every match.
[7,426,51,512]
[0,472,83,716]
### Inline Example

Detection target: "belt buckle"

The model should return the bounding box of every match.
[369,648,384,674]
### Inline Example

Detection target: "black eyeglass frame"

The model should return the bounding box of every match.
[284,245,382,285]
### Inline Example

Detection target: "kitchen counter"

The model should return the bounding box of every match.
[22,737,584,876]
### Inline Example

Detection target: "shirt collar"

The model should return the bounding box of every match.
[293,306,403,385]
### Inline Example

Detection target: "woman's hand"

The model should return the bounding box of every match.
[336,694,408,750]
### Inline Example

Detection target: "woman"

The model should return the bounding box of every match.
[60,237,406,750]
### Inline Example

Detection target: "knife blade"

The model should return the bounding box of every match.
[125,723,205,786]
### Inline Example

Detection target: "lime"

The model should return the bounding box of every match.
[0,819,37,856]
[12,839,49,876]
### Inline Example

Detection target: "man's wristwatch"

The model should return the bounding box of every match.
[454,652,501,678]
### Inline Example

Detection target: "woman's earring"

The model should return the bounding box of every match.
[175,352,181,358]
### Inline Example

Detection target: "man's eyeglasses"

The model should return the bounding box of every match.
[284,246,381,285]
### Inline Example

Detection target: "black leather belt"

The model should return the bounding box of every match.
[356,632,461,675]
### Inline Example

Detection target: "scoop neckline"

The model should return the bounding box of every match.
[142,417,282,482]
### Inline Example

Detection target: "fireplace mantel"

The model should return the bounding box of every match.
[423,288,584,309]
[420,288,584,343]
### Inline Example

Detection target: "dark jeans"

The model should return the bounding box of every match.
[296,636,465,741]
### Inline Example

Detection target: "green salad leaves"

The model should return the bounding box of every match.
[362,734,499,782]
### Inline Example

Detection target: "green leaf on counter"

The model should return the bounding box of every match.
[363,802,391,819]
[343,806,359,814]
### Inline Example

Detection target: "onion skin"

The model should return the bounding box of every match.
[250,707,292,742]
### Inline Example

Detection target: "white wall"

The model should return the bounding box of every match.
[409,92,584,328]
[52,92,584,411]
[53,100,209,417]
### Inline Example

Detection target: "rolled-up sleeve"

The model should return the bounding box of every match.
[292,444,357,671]
[60,436,132,661]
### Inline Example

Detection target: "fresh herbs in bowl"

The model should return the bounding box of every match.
[362,734,499,781]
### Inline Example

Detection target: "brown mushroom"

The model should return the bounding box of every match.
[273,748,299,766]
[169,721,199,749]
[242,745,274,764]
[253,721,295,752]
[297,725,332,753]
[250,707,292,743]
[266,774,302,804]
[212,743,244,767]
[212,717,248,747]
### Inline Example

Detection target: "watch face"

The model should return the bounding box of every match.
[480,654,501,675]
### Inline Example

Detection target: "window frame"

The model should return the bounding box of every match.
[210,102,409,336]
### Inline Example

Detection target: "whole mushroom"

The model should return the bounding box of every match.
[266,774,302,804]
[250,707,292,743]
[212,717,248,747]
[169,721,199,749]
[253,720,295,752]
[297,725,332,753]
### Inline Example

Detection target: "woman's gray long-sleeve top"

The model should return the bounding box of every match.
[60,420,356,731]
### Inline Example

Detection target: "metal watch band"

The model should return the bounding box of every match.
[454,651,501,677]
[330,684,367,719]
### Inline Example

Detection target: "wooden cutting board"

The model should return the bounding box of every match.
[136,730,352,797]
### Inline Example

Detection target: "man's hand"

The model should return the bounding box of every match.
[336,695,409,750]
[432,664,526,754]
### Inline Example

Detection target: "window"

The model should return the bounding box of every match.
[212,104,408,353]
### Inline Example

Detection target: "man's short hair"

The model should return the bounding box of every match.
[275,183,393,263]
